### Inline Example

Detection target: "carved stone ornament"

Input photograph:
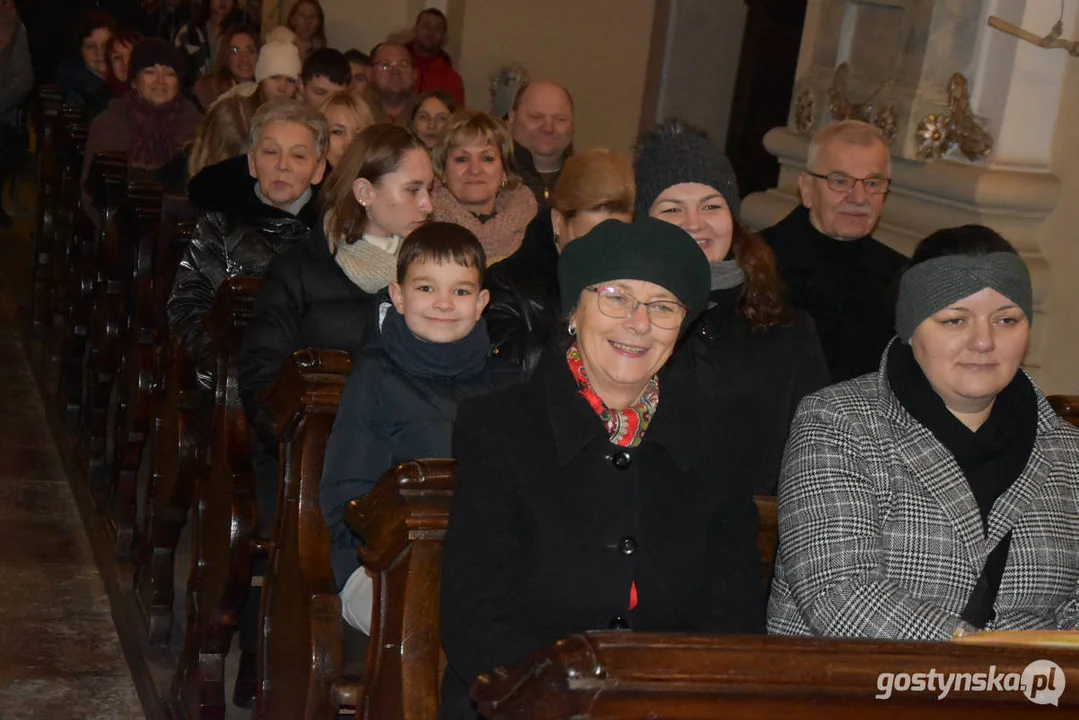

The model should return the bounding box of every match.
[489,63,531,119]
[794,89,815,132]
[947,73,994,161]
[827,63,896,144]
[912,73,994,162]
[915,113,954,159]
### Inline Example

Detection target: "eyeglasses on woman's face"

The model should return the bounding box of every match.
[586,286,687,330]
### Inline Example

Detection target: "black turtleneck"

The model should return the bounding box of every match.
[886,341,1037,531]
[760,205,908,382]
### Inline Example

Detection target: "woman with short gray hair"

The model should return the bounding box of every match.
[167,99,328,391]
[768,224,1079,640]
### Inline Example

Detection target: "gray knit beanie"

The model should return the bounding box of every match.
[633,119,740,220]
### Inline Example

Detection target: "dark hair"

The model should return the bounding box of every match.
[415,8,448,30]
[207,24,260,87]
[410,90,457,124]
[343,49,371,67]
[287,0,327,47]
[730,221,791,329]
[909,224,1018,267]
[301,47,351,86]
[396,222,486,285]
[104,27,142,89]
[73,10,115,46]
[321,123,429,243]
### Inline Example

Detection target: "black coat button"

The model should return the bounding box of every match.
[618,536,637,556]
[609,614,630,629]
[611,450,632,469]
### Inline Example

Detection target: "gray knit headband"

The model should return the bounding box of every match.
[896,252,1032,342]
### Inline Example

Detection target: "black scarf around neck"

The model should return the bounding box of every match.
[886,341,1037,531]
[381,305,491,380]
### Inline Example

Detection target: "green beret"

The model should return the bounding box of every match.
[558,218,710,334]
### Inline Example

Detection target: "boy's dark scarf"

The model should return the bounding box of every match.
[886,340,1037,532]
[128,93,188,170]
[381,305,490,379]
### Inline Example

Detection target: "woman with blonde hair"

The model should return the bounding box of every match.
[431,110,537,263]
[484,148,636,374]
[319,90,376,168]
[187,90,259,177]
[192,24,260,110]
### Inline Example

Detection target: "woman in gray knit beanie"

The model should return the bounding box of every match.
[633,119,830,495]
[768,225,1079,641]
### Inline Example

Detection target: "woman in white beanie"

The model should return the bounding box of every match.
[255,34,302,101]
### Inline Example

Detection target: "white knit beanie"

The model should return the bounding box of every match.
[255,41,302,83]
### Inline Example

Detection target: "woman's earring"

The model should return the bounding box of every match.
[500,177,508,189]
[552,231,560,249]
[567,323,576,336]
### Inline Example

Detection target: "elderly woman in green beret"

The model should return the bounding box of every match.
[439,217,767,719]
[769,224,1079,640]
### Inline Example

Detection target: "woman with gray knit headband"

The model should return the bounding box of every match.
[768,224,1079,640]
[634,119,830,495]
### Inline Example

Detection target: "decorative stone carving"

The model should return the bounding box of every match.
[915,113,953,159]
[947,73,994,161]
[911,74,994,162]
[794,90,814,133]
[827,63,896,144]
[489,64,530,119]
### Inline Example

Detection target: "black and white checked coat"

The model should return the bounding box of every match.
[767,349,1079,639]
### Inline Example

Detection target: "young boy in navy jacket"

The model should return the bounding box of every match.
[320,221,519,632]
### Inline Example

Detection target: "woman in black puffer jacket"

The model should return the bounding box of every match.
[166,100,328,391]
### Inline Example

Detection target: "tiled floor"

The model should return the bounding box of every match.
[0,196,145,717]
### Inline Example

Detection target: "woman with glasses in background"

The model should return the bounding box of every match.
[439,218,767,719]
[193,24,259,111]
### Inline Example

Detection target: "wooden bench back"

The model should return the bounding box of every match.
[258,348,352,720]
[473,631,1079,718]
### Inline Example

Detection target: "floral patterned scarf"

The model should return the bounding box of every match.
[566,343,659,448]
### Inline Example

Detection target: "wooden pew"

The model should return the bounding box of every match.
[78,151,132,488]
[171,276,264,720]
[343,459,458,719]
[1048,395,1079,427]
[134,334,205,645]
[44,111,89,383]
[256,348,352,719]
[472,632,1079,719]
[29,85,64,337]
[104,181,165,559]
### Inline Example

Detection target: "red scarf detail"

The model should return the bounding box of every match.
[565,343,658,448]
[566,343,657,612]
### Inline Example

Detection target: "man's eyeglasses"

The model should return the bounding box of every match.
[806,171,890,195]
[375,60,413,72]
[586,287,688,330]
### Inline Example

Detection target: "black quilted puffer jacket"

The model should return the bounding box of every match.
[166,155,321,389]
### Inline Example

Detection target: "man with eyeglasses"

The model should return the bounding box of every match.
[369,41,415,126]
[761,119,907,382]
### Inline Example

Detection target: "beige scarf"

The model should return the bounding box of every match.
[325,213,402,293]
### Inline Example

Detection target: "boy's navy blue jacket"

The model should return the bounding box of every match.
[320,303,521,590]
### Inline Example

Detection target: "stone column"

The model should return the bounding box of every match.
[741,0,1077,379]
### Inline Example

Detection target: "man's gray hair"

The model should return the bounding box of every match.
[248,99,330,161]
[806,120,890,175]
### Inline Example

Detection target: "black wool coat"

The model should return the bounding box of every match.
[438,344,767,720]
[761,205,907,383]
[238,226,378,456]
[684,286,831,495]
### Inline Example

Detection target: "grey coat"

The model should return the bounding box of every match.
[767,347,1079,639]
